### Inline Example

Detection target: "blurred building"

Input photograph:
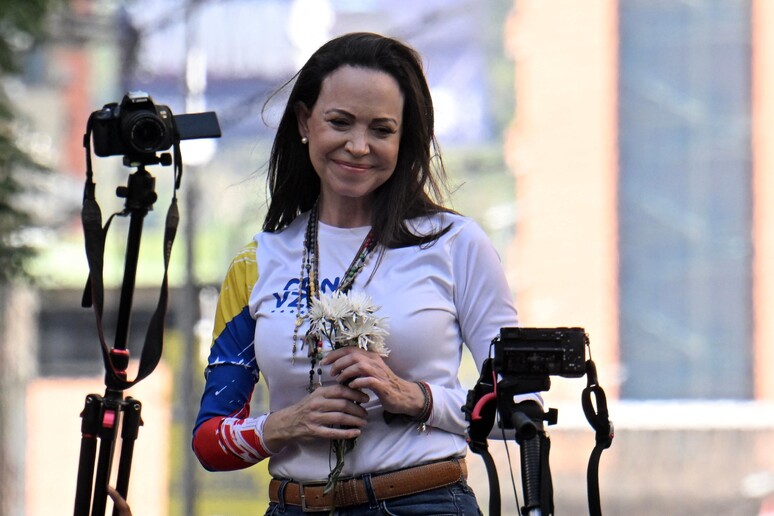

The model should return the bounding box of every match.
[505,0,773,402]
[503,1,774,513]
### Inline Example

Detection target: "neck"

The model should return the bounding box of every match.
[317,197,373,228]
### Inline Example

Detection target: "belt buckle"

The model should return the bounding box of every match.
[299,482,333,513]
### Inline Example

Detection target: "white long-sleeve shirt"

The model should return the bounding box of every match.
[247,211,521,481]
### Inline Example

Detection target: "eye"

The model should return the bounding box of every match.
[373,126,397,137]
[328,118,350,128]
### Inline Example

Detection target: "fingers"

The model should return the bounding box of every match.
[277,384,370,440]
[321,345,368,366]
[322,347,385,381]
[323,347,397,393]
[312,384,370,417]
[320,347,420,416]
[106,486,132,516]
[307,411,367,440]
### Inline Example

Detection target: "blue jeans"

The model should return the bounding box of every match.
[264,479,482,515]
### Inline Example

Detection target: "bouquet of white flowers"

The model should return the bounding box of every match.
[305,290,389,495]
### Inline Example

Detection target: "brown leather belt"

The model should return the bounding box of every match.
[268,458,467,512]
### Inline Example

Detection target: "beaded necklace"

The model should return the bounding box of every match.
[291,202,378,390]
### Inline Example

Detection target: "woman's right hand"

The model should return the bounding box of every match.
[262,383,369,451]
[107,486,132,516]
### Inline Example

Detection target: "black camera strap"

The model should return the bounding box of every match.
[581,359,614,516]
[80,114,181,390]
[464,358,503,515]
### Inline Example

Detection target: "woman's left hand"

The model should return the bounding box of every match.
[321,347,425,418]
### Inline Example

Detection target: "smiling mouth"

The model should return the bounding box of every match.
[334,160,372,172]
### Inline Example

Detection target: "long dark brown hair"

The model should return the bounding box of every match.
[262,32,453,248]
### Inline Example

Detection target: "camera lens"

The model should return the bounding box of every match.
[122,112,167,154]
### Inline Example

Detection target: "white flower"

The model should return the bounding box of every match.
[308,291,348,322]
[304,290,390,496]
[341,315,390,356]
[306,290,390,357]
[346,290,380,316]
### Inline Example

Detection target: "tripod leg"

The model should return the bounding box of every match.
[518,432,555,516]
[74,394,102,516]
[91,396,122,516]
[519,434,543,515]
[112,398,143,515]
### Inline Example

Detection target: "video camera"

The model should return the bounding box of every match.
[493,326,587,379]
[91,91,220,160]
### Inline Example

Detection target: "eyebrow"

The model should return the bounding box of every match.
[324,108,400,126]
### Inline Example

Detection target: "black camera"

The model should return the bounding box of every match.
[493,327,587,378]
[91,91,221,159]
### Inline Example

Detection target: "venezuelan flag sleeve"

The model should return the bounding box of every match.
[193,241,272,470]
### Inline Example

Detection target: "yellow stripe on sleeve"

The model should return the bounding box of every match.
[212,241,258,343]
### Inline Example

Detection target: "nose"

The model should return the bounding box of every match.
[345,130,369,156]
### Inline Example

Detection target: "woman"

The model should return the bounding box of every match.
[193,32,530,515]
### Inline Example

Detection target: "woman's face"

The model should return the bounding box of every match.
[297,65,404,218]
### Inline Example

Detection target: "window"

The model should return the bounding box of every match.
[618,0,753,398]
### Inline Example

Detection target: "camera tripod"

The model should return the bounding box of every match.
[465,365,557,516]
[465,338,613,516]
[497,377,558,516]
[74,153,179,516]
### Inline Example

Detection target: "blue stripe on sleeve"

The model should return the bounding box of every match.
[207,305,259,378]
[193,363,256,432]
[194,305,260,434]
